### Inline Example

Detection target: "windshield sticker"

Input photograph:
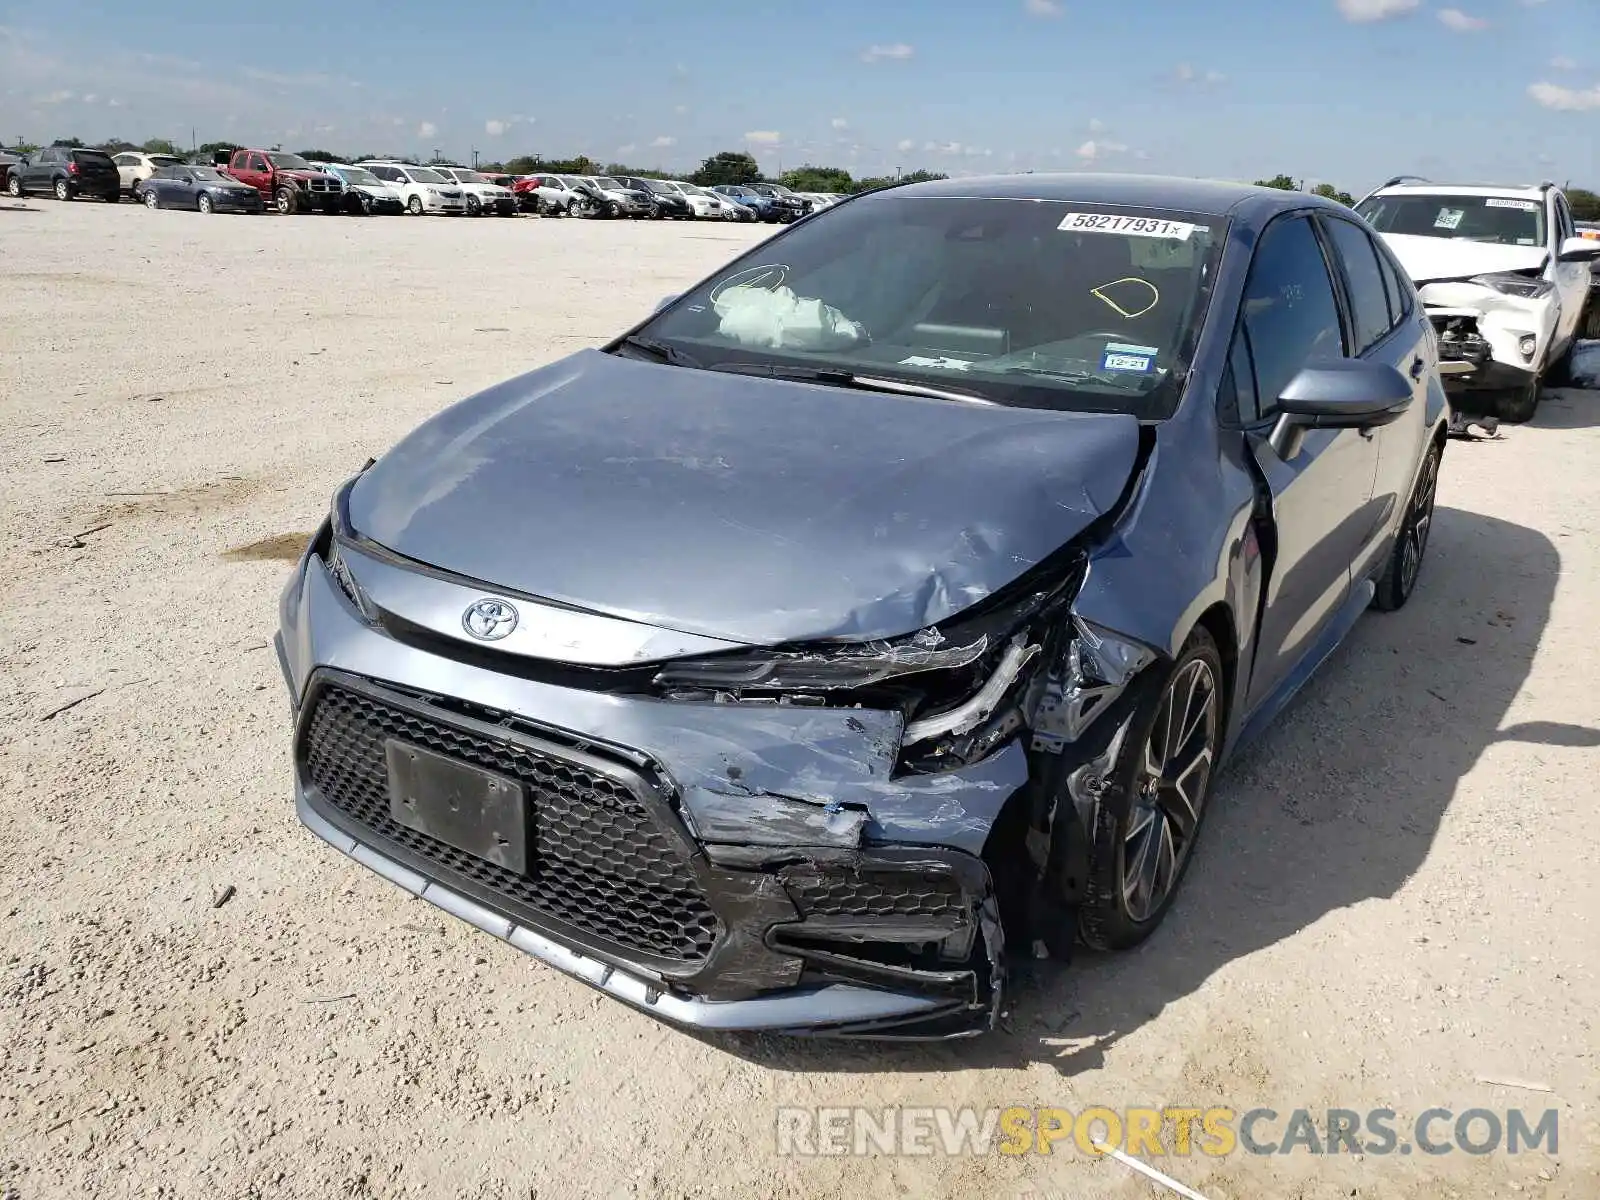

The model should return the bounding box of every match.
[1486,197,1541,212]
[1434,208,1465,230]
[1058,212,1201,240]
[1516,238,1536,246]
[1091,277,1160,319]
[1100,350,1152,374]
[899,355,974,371]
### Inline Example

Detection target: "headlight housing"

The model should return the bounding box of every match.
[652,553,1088,769]
[1470,272,1552,300]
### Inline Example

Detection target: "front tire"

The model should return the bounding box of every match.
[408,195,424,215]
[1494,380,1540,423]
[144,190,160,210]
[275,187,298,215]
[198,194,213,215]
[55,179,71,202]
[7,174,21,198]
[465,195,481,216]
[1373,442,1440,612]
[1080,628,1224,951]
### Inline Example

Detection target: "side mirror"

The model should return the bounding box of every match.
[654,294,680,313]
[1267,359,1414,460]
[1557,236,1600,263]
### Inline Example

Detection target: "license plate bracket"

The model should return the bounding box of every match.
[384,739,529,875]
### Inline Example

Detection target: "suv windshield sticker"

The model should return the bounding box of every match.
[1435,208,1466,230]
[1486,198,1541,212]
[1058,212,1201,241]
[1091,277,1161,319]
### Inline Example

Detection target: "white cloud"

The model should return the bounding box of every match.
[1088,117,1107,133]
[1173,63,1226,87]
[616,143,637,154]
[1527,80,1600,110]
[674,104,688,115]
[1077,139,1129,162]
[1550,55,1577,70]
[82,92,97,104]
[108,97,122,107]
[1437,8,1488,31]
[1023,0,1063,16]
[485,119,508,136]
[37,88,74,104]
[831,116,849,130]
[650,135,676,147]
[1336,0,1420,20]
[860,43,914,63]
[896,138,916,152]
[416,121,437,139]
[744,130,781,144]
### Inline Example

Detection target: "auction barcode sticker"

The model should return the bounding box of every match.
[1058,212,1200,240]
[1485,197,1541,212]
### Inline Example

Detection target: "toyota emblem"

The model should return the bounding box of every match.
[462,598,518,641]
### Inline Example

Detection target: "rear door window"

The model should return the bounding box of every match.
[1323,216,1396,353]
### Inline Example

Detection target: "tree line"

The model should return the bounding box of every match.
[11,137,1599,219]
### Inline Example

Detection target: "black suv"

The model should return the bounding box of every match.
[8,145,121,202]
[618,176,692,220]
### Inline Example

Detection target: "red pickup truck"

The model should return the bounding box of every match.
[215,148,344,214]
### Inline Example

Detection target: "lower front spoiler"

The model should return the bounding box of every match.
[295,790,992,1038]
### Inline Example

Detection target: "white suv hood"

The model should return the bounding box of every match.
[1380,232,1547,284]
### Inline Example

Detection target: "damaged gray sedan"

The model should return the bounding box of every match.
[276,174,1449,1038]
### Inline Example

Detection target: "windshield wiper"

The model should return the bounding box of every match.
[979,365,1137,388]
[616,335,702,368]
[709,362,996,404]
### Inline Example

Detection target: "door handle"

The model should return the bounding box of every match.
[1409,357,1426,381]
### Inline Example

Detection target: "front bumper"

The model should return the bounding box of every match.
[420,196,467,214]
[276,545,1022,1037]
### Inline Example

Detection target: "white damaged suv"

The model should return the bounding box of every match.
[1356,178,1600,421]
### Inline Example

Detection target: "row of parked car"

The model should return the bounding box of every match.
[0,143,841,223]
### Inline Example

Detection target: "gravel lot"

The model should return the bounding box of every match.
[2,198,1596,1200]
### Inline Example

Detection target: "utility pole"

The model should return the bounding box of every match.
[895,166,902,179]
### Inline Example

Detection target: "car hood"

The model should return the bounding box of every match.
[352,182,402,197]
[347,350,1142,645]
[1378,233,1548,284]
[281,168,334,181]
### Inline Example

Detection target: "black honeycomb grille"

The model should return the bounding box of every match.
[302,684,720,961]
[781,868,965,921]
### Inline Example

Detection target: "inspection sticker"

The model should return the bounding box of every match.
[1486,197,1541,211]
[1058,212,1200,240]
[1434,208,1465,230]
[1101,342,1158,373]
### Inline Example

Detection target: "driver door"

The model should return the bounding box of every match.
[1231,214,1381,715]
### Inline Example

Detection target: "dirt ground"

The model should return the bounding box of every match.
[1,198,1596,1200]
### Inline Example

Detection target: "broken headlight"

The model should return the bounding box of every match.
[1470,272,1553,300]
[651,628,992,693]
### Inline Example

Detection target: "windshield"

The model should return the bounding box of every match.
[1356,193,1547,248]
[637,195,1223,418]
[339,167,381,185]
[763,184,794,196]
[150,155,181,168]
[411,168,447,184]
[640,179,672,193]
[593,177,625,190]
[266,153,313,170]
[189,167,225,182]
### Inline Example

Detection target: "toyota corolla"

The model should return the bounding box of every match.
[276,175,1448,1038]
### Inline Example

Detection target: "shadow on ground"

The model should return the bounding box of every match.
[711,504,1571,1073]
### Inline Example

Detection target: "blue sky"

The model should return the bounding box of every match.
[1,0,1595,191]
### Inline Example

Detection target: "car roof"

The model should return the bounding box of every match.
[1373,182,1550,200]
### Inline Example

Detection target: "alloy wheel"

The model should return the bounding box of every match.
[198,195,213,215]
[144,191,159,210]
[1398,450,1439,599]
[1121,658,1220,924]
[55,180,70,201]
